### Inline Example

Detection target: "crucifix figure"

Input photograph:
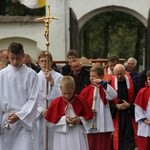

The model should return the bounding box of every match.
[37,5,58,150]
[37,5,58,73]
[38,5,58,47]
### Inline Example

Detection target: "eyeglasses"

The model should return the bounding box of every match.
[39,59,51,63]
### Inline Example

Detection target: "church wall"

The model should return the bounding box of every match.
[0,37,38,61]
[0,22,45,60]
[0,0,149,61]
[48,0,70,60]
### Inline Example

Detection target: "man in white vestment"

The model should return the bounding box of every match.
[36,51,63,150]
[0,42,39,150]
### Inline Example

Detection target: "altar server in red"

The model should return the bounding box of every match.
[80,66,117,150]
[45,76,94,150]
[135,69,150,150]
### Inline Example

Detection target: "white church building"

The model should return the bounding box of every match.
[0,0,150,65]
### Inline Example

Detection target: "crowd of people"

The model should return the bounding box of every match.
[0,42,150,150]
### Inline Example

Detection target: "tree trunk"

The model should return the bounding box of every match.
[134,26,143,71]
[145,9,150,68]
[83,27,90,57]
[103,20,109,58]
[0,0,6,15]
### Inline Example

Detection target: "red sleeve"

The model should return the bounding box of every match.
[45,96,94,124]
[45,97,66,124]
[134,87,150,111]
[80,85,107,106]
[74,95,94,120]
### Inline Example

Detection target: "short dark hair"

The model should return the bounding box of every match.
[8,42,24,55]
[108,55,119,63]
[67,49,78,58]
[90,66,104,76]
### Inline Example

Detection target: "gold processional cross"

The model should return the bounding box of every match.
[37,5,58,76]
[37,5,58,150]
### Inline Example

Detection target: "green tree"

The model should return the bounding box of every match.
[0,0,6,15]
[80,11,146,69]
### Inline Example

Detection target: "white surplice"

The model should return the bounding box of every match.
[135,100,150,137]
[45,105,92,150]
[37,70,63,150]
[88,85,117,133]
[0,64,39,150]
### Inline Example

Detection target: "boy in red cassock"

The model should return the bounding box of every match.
[135,69,150,150]
[80,65,117,150]
[45,76,94,150]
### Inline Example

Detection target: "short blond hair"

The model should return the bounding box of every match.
[60,76,75,91]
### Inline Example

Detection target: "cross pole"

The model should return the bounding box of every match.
[37,5,58,150]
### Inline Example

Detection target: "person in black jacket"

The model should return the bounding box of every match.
[61,49,78,75]
[23,53,41,73]
[139,67,150,89]
[69,59,90,94]
[126,57,140,96]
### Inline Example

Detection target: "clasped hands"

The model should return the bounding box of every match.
[116,100,130,110]
[66,116,81,126]
[7,113,19,124]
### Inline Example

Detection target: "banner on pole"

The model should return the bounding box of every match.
[19,0,46,9]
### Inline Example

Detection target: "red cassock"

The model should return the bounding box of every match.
[45,95,94,124]
[110,75,138,150]
[134,83,150,111]
[134,83,150,150]
[80,84,107,107]
[80,85,113,150]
